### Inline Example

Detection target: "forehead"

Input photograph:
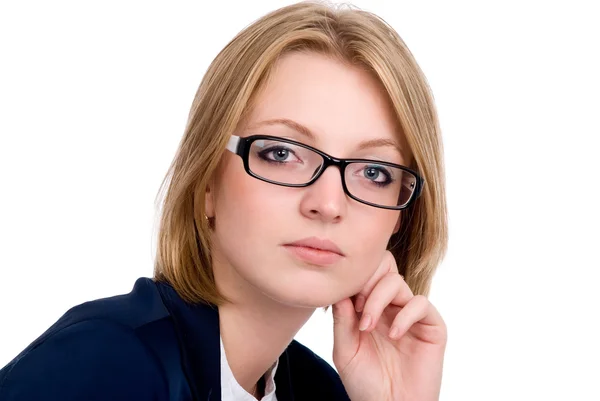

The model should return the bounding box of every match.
[246,52,403,150]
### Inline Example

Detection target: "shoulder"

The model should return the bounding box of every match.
[0,278,171,401]
[0,319,169,401]
[285,340,350,401]
[58,277,170,330]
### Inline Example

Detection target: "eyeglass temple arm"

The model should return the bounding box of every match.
[415,177,425,199]
[226,135,241,155]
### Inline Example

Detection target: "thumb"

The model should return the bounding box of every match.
[331,297,360,370]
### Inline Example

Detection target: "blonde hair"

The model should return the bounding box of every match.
[153,1,448,305]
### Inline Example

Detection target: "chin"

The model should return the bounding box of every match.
[259,281,347,309]
[241,251,356,308]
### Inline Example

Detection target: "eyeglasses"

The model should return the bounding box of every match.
[226,134,424,210]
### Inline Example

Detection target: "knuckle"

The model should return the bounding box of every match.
[385,251,399,269]
[413,294,429,306]
[383,272,403,290]
[387,271,404,284]
[384,271,399,280]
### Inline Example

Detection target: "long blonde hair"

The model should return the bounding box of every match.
[153,1,447,305]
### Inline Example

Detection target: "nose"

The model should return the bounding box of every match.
[299,165,347,223]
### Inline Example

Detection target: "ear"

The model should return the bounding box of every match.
[204,180,215,218]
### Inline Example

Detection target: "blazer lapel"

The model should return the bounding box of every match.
[155,280,295,401]
[156,281,221,401]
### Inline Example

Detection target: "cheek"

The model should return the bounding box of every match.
[342,210,399,278]
[213,161,296,241]
[225,174,286,214]
[352,208,399,249]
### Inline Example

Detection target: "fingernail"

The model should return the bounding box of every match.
[359,314,371,331]
[355,295,365,313]
[389,327,400,339]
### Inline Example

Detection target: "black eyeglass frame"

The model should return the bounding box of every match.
[226,134,424,210]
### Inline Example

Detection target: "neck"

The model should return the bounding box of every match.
[214,261,315,396]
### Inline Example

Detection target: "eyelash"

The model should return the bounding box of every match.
[257,146,298,163]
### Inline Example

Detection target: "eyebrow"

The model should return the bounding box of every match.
[246,118,405,157]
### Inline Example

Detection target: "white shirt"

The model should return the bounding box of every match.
[220,335,279,401]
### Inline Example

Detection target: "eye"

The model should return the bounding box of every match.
[258,146,299,163]
[271,148,290,162]
[363,165,391,183]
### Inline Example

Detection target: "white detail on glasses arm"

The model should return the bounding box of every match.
[226,135,241,154]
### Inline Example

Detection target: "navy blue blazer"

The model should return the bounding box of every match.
[0,278,351,401]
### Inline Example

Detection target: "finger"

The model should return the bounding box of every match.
[331,297,360,370]
[387,295,444,340]
[358,272,414,332]
[355,251,399,313]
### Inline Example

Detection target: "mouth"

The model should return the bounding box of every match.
[282,237,345,266]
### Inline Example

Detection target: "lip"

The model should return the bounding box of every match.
[282,237,345,266]
[285,237,344,255]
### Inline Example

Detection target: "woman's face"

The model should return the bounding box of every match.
[206,51,408,308]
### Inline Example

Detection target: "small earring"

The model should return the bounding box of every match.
[204,214,209,221]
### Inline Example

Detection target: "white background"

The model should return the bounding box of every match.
[1,1,599,400]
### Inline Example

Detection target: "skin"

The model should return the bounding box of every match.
[205,51,447,401]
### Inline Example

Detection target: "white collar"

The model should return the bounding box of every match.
[220,335,279,401]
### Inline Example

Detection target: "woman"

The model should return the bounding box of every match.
[0,2,448,401]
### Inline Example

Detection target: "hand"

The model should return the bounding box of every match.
[332,250,447,401]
